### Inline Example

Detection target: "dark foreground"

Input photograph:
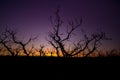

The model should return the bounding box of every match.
[0,56,120,65]
[0,56,120,79]
[0,56,119,80]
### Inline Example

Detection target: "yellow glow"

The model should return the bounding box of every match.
[0,47,113,57]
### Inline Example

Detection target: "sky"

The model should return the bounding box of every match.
[0,0,120,50]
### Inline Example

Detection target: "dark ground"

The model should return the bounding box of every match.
[0,56,119,65]
[0,56,119,79]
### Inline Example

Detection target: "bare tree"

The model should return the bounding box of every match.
[48,7,109,57]
[0,28,37,56]
[99,49,120,57]
[0,28,20,56]
[36,45,45,56]
[70,31,109,57]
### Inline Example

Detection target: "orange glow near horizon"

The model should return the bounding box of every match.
[0,48,102,57]
[0,43,119,57]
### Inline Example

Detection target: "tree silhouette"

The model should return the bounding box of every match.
[48,7,109,57]
[0,28,20,56]
[0,28,37,56]
[0,8,114,57]
[98,49,120,57]
[36,45,45,56]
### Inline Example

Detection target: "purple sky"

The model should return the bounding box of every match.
[0,0,120,50]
